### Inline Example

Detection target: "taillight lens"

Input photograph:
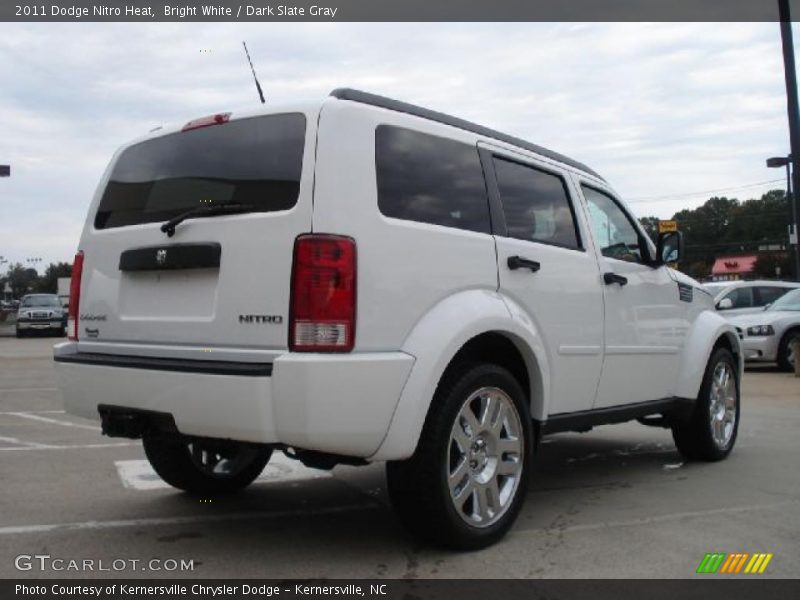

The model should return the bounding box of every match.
[289,234,356,352]
[67,251,84,341]
[181,112,231,132]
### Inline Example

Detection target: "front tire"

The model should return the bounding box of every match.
[142,436,272,495]
[386,363,532,550]
[672,347,739,461]
[15,328,24,338]
[777,328,800,372]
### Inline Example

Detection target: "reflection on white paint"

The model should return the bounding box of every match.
[115,453,331,491]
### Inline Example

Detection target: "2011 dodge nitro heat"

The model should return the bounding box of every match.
[55,89,742,549]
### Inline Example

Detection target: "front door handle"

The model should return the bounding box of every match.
[507,255,541,272]
[603,272,628,286]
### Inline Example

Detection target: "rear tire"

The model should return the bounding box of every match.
[386,362,532,550]
[142,436,272,495]
[15,329,24,338]
[777,328,800,372]
[672,347,739,461]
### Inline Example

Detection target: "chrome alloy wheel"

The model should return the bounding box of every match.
[187,442,260,479]
[447,387,524,528]
[708,362,737,449]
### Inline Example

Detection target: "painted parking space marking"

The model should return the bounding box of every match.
[115,453,331,491]
[0,409,65,415]
[0,502,379,537]
[0,387,59,393]
[0,435,51,448]
[0,441,138,452]
[3,411,99,430]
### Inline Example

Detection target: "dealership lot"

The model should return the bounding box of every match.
[0,335,798,579]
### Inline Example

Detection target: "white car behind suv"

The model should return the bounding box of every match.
[729,288,800,371]
[55,89,742,549]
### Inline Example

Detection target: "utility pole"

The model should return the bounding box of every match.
[778,0,800,280]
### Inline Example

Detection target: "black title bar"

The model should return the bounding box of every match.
[3,0,800,23]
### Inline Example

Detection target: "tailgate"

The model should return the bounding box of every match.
[76,110,315,352]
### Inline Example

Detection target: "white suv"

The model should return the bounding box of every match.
[55,89,742,549]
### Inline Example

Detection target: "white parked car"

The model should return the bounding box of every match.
[729,288,800,371]
[55,89,742,549]
[703,280,800,316]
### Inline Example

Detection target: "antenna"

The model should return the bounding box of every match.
[242,41,265,104]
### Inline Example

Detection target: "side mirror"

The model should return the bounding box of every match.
[656,230,684,265]
[717,297,733,310]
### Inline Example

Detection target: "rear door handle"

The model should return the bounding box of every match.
[507,255,541,272]
[603,272,628,286]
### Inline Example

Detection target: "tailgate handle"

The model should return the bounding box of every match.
[507,255,541,272]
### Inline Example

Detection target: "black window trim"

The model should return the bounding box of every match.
[374,124,494,236]
[481,149,586,253]
[579,181,656,267]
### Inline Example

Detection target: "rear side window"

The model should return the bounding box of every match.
[493,157,581,249]
[755,286,791,306]
[95,113,306,230]
[375,125,490,234]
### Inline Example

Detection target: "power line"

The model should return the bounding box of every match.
[627,179,785,203]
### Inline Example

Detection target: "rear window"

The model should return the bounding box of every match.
[94,113,306,230]
[375,125,490,234]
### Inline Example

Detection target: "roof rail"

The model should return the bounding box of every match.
[329,88,603,180]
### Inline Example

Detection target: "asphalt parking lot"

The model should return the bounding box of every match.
[0,334,798,579]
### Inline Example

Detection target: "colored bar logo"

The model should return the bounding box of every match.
[697,553,773,574]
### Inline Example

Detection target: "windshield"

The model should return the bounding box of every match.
[767,288,800,312]
[94,113,306,230]
[21,296,61,308]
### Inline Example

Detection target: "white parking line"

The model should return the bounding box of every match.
[0,442,138,452]
[0,503,379,536]
[115,454,331,491]
[0,409,65,415]
[0,387,59,393]
[0,435,51,448]
[3,412,99,431]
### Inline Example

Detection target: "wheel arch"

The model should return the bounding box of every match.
[369,289,549,461]
[674,310,743,400]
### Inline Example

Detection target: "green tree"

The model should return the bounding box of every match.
[4,263,39,298]
[35,262,72,294]
[638,216,660,242]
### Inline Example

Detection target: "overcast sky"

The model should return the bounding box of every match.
[0,22,797,269]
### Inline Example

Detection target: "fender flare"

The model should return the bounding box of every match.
[369,288,549,461]
[674,309,743,400]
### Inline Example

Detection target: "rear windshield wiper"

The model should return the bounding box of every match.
[160,203,253,237]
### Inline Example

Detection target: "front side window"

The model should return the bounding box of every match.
[582,185,646,263]
[493,158,581,249]
[95,113,307,230]
[375,126,490,234]
[721,287,754,309]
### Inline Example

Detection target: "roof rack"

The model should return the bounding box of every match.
[329,88,602,180]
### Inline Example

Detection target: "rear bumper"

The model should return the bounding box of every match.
[54,343,414,458]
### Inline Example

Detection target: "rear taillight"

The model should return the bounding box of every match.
[67,251,84,341]
[289,234,356,352]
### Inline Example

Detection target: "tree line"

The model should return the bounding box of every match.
[638,189,796,280]
[1,262,73,299]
